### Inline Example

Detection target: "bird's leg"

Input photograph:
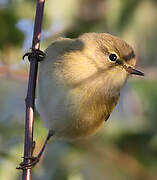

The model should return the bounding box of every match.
[17,131,54,170]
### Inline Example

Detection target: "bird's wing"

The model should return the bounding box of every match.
[105,94,120,121]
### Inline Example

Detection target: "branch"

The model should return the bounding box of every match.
[18,0,45,179]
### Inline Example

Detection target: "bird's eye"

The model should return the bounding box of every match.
[109,53,117,62]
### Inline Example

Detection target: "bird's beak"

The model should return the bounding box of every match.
[116,60,144,76]
[125,66,144,76]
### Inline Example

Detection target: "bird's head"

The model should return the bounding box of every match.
[57,33,144,97]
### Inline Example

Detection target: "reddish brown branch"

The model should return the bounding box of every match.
[20,0,45,179]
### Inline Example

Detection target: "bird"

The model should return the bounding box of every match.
[36,32,144,140]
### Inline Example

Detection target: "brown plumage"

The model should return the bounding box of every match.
[37,33,144,139]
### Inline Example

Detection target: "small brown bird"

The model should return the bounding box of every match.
[36,33,144,140]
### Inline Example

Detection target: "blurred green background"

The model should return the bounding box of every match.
[0,0,157,179]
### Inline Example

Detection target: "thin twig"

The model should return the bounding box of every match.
[20,0,45,179]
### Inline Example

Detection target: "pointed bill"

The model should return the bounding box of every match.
[126,66,144,76]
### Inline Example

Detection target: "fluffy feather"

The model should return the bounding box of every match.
[37,33,136,139]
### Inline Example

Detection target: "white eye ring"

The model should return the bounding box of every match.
[108,53,117,62]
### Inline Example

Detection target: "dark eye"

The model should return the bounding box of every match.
[109,53,117,62]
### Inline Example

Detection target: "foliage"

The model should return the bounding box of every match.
[0,8,24,50]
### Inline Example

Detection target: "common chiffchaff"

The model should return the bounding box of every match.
[37,33,144,140]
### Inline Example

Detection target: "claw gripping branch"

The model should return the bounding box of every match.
[23,49,46,62]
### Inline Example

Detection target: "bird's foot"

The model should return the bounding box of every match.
[16,156,40,170]
[17,131,54,170]
[23,48,46,62]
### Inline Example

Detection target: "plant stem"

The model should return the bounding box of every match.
[22,0,45,179]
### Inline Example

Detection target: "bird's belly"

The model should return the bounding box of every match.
[37,75,113,139]
[54,115,105,140]
[53,101,109,139]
